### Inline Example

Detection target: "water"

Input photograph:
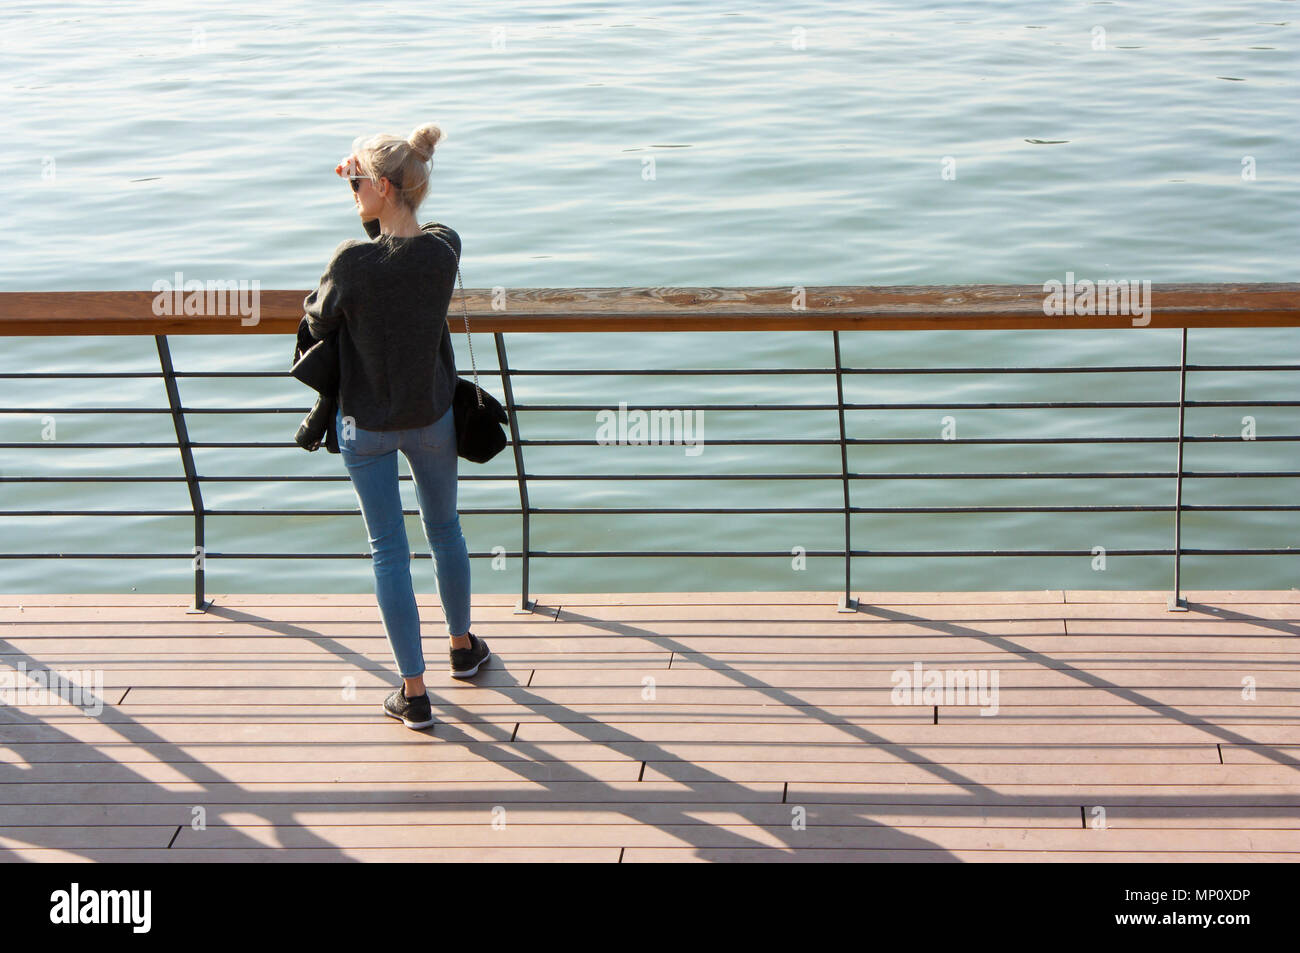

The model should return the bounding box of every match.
[1,1,1297,595]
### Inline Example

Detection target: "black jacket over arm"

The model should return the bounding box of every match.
[291,317,340,453]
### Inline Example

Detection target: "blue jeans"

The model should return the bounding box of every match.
[336,404,471,678]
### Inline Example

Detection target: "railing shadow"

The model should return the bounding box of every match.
[10,595,1300,852]
[4,593,1299,860]
[0,607,954,861]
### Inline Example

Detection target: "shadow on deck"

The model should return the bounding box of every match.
[1,589,1298,862]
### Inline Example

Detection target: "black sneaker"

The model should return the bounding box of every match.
[383,687,435,730]
[449,632,491,678]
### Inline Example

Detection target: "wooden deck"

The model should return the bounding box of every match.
[1,588,1298,862]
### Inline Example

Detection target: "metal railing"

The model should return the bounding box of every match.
[1,283,1297,614]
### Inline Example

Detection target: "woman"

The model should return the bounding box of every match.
[303,122,490,731]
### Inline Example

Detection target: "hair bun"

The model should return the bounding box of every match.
[408,122,444,162]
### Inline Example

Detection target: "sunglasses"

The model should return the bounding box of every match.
[346,175,368,193]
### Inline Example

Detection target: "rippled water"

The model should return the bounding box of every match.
[1,1,1297,595]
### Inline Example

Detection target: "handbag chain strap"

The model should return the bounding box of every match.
[427,230,484,409]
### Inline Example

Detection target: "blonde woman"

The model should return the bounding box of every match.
[304,123,490,731]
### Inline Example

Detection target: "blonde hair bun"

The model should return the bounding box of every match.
[408,123,444,163]
[349,124,444,211]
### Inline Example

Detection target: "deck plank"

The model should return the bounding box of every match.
[0,742,1225,766]
[7,702,1297,724]
[5,721,1298,745]
[0,803,1081,828]
[3,847,1295,862]
[157,824,1300,852]
[8,667,1300,688]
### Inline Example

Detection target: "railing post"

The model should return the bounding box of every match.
[155,334,211,612]
[833,331,858,611]
[494,332,535,613]
[1169,327,1189,611]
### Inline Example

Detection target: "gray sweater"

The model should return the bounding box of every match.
[303,222,461,431]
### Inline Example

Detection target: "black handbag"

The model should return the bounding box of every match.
[426,231,510,464]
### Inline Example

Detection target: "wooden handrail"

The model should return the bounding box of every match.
[0,283,1297,335]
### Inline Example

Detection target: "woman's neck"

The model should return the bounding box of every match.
[378,204,421,237]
